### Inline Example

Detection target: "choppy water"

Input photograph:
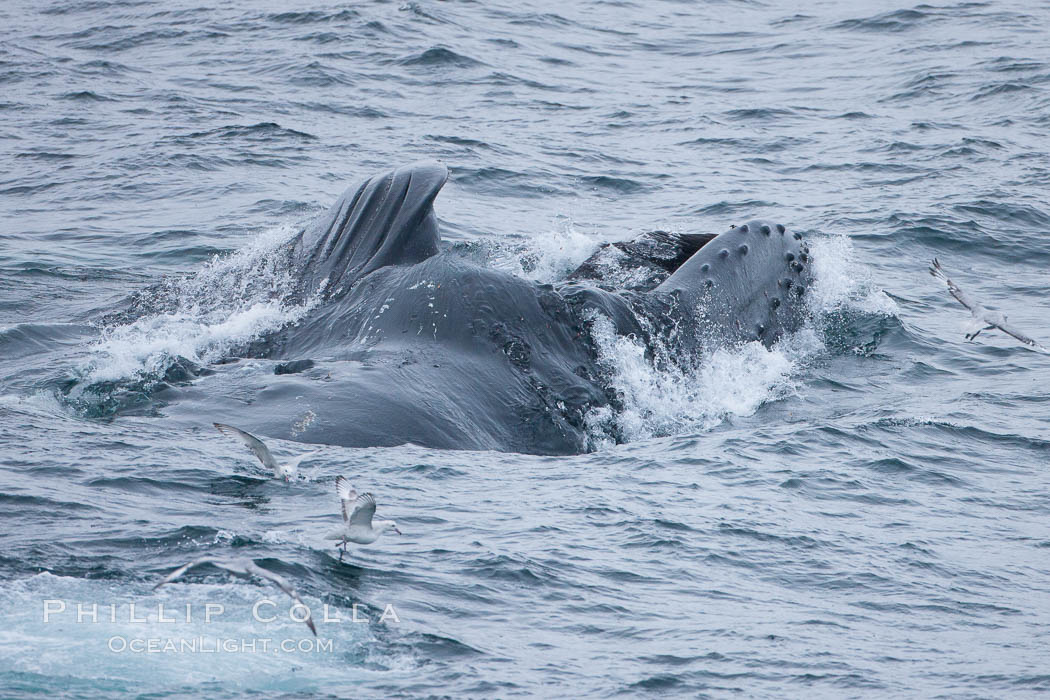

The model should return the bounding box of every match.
[3,0,1050,696]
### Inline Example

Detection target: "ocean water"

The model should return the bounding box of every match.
[2,0,1050,697]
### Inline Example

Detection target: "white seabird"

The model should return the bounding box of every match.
[930,258,1047,351]
[213,422,319,482]
[327,475,401,561]
[153,557,317,636]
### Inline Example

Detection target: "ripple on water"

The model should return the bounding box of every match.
[3,0,1050,696]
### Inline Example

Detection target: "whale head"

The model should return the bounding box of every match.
[656,220,812,346]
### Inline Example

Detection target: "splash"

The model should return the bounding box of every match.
[73,225,319,393]
[291,409,317,437]
[512,215,603,283]
[806,233,898,317]
[584,313,820,446]
[583,233,895,447]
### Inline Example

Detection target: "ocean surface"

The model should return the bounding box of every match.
[2,0,1050,696]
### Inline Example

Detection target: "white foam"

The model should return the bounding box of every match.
[77,225,320,387]
[511,215,603,284]
[807,233,898,317]
[0,572,386,692]
[0,390,68,415]
[583,233,894,446]
[584,313,820,445]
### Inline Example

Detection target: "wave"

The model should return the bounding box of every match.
[830,9,931,33]
[397,47,484,68]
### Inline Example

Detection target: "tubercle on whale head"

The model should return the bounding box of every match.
[655,219,802,292]
[650,218,812,345]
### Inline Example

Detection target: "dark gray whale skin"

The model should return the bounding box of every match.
[163,162,812,455]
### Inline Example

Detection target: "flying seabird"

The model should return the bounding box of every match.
[153,557,317,636]
[327,476,401,561]
[930,258,1046,351]
[213,422,319,481]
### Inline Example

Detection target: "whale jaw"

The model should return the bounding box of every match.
[656,220,812,346]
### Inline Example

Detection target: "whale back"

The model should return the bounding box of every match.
[293,162,448,297]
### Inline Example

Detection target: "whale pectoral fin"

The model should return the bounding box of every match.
[654,220,811,345]
[297,162,448,295]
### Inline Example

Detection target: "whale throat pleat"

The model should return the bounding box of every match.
[297,162,448,295]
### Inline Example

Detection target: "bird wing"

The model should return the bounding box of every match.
[348,493,377,529]
[989,316,1048,351]
[243,562,317,636]
[286,449,321,473]
[155,559,316,636]
[214,423,279,473]
[153,557,218,590]
[929,258,979,313]
[335,476,357,523]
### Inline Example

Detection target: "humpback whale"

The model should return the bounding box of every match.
[131,162,813,455]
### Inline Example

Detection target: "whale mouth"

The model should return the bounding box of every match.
[566,230,718,292]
